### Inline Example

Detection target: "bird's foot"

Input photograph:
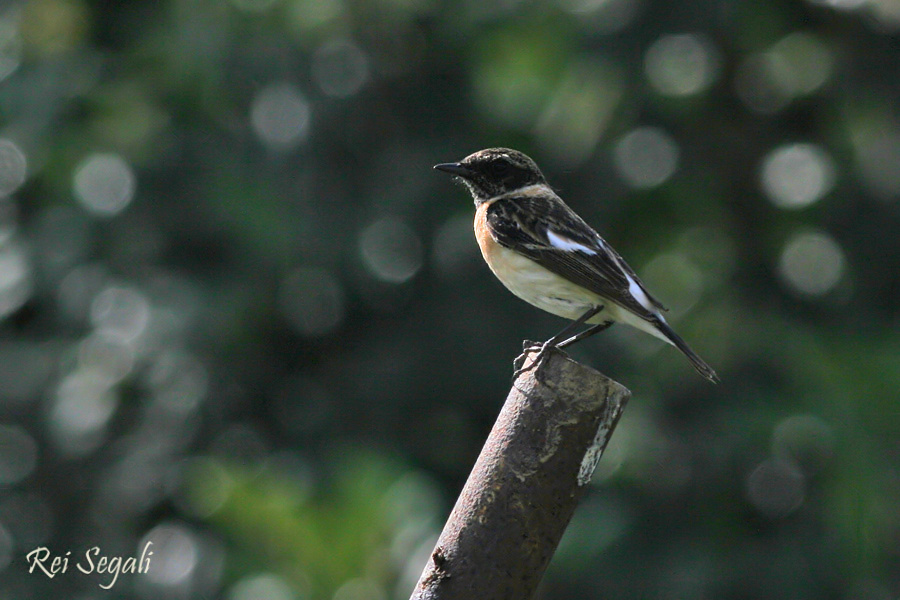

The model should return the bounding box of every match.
[513,340,539,372]
[512,339,555,382]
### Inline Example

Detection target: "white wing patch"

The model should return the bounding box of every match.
[547,230,597,255]
[626,272,657,314]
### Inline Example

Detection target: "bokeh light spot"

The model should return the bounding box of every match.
[535,58,623,166]
[359,217,424,284]
[0,20,22,83]
[333,578,387,600]
[613,127,680,189]
[147,349,209,412]
[73,153,136,217]
[250,83,311,150]
[645,33,719,97]
[90,285,151,342]
[556,0,641,34]
[745,458,806,519]
[20,0,89,56]
[180,457,234,519]
[228,573,298,600]
[0,243,32,319]
[772,414,835,475]
[142,523,199,585]
[761,143,835,209]
[867,0,900,29]
[0,139,27,197]
[77,332,135,385]
[778,230,846,296]
[311,38,369,98]
[769,33,834,96]
[279,267,346,337]
[472,24,561,129]
[641,252,704,314]
[735,33,834,115]
[288,0,345,31]
[49,370,118,455]
[806,0,866,10]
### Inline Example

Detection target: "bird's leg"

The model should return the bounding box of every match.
[513,306,604,380]
[555,320,613,350]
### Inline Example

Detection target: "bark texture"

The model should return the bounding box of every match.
[409,347,630,600]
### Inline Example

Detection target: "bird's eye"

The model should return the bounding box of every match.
[490,162,511,176]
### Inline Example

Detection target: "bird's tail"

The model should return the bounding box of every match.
[654,318,719,384]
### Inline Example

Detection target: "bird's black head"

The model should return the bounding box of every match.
[434,148,547,204]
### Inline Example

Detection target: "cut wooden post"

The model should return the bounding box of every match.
[409,347,631,600]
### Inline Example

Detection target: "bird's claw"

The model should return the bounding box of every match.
[513,340,539,371]
[521,339,539,352]
[512,340,553,382]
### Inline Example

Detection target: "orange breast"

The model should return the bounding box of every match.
[474,200,500,268]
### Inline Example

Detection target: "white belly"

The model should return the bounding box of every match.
[482,242,673,344]
[487,244,606,321]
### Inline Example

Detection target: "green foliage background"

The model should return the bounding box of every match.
[1,0,898,598]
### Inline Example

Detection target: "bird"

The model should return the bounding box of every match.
[434,147,719,383]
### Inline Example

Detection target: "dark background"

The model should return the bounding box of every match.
[1,0,898,598]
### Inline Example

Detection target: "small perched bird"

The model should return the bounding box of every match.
[434,148,718,383]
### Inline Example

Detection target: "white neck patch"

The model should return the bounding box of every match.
[497,183,552,199]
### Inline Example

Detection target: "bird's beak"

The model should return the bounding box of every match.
[434,162,475,179]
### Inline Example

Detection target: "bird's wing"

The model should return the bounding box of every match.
[484,192,668,319]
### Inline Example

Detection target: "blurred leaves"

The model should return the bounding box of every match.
[184,452,409,598]
[0,0,898,598]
